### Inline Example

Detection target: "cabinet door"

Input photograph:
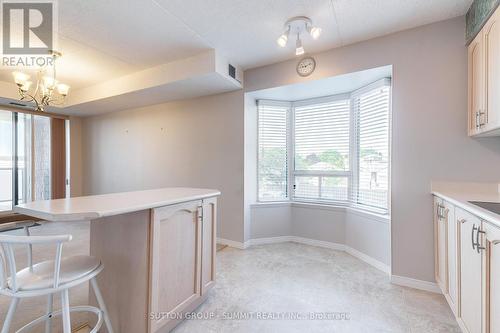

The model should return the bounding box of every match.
[468,31,485,136]
[485,9,500,131]
[149,201,202,333]
[443,200,458,312]
[484,222,500,333]
[457,208,483,333]
[201,197,217,295]
[434,197,448,292]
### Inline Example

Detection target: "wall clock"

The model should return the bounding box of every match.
[296,57,316,77]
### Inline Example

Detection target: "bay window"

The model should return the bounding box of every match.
[257,78,391,213]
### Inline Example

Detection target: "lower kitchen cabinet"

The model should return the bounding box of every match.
[484,223,500,333]
[457,207,483,333]
[149,198,217,333]
[434,196,448,292]
[445,200,458,313]
[434,198,459,314]
[434,195,500,333]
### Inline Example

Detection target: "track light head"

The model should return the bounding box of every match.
[277,26,290,47]
[308,25,322,40]
[295,34,304,56]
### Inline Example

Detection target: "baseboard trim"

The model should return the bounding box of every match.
[390,275,442,294]
[345,246,391,274]
[216,237,246,250]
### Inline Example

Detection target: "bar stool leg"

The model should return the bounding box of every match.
[60,289,72,333]
[1,298,19,333]
[91,278,114,333]
[45,294,53,333]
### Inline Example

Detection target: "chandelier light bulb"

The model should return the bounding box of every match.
[295,34,305,56]
[57,83,70,96]
[20,81,32,92]
[43,76,58,89]
[13,72,30,86]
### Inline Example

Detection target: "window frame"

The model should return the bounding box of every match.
[256,78,392,215]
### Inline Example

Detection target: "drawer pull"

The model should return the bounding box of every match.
[472,224,478,251]
[493,240,500,246]
[477,228,486,253]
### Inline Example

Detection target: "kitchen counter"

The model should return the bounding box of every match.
[432,182,500,228]
[14,187,220,221]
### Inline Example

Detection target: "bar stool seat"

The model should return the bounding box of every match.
[9,255,100,291]
[0,221,114,333]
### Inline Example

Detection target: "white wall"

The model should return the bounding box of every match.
[81,90,245,242]
[244,17,500,282]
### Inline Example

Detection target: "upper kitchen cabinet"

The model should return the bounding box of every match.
[468,30,485,136]
[468,6,500,137]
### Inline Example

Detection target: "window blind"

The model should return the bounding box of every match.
[353,83,391,210]
[257,101,289,201]
[293,98,350,202]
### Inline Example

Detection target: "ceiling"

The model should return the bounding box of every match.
[0,0,472,108]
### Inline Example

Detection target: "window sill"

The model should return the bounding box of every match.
[250,201,390,224]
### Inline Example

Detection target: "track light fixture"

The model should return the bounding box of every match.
[276,16,322,55]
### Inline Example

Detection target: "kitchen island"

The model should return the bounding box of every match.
[14,187,220,333]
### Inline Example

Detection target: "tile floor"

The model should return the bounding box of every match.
[173,242,461,333]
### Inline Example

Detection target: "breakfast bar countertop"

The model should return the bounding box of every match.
[13,187,221,222]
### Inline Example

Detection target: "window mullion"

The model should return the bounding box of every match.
[350,95,359,205]
[287,104,294,201]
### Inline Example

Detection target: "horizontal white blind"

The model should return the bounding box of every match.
[294,99,350,172]
[293,98,350,202]
[257,101,289,201]
[353,84,391,210]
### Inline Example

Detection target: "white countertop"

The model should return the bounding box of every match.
[432,182,500,228]
[14,187,221,222]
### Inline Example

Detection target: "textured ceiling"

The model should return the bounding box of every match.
[0,0,473,91]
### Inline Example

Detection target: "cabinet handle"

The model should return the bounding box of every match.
[476,228,486,253]
[493,240,500,245]
[472,224,478,251]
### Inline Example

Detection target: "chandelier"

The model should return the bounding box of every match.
[12,50,70,112]
[276,16,322,56]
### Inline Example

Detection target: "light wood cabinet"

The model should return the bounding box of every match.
[201,197,217,294]
[444,200,458,313]
[468,6,500,137]
[457,207,483,333]
[434,195,500,333]
[468,31,485,136]
[485,9,500,132]
[434,197,448,292]
[148,198,217,333]
[483,222,500,333]
[434,197,459,315]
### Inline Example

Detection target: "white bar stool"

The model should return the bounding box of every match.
[0,221,114,333]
